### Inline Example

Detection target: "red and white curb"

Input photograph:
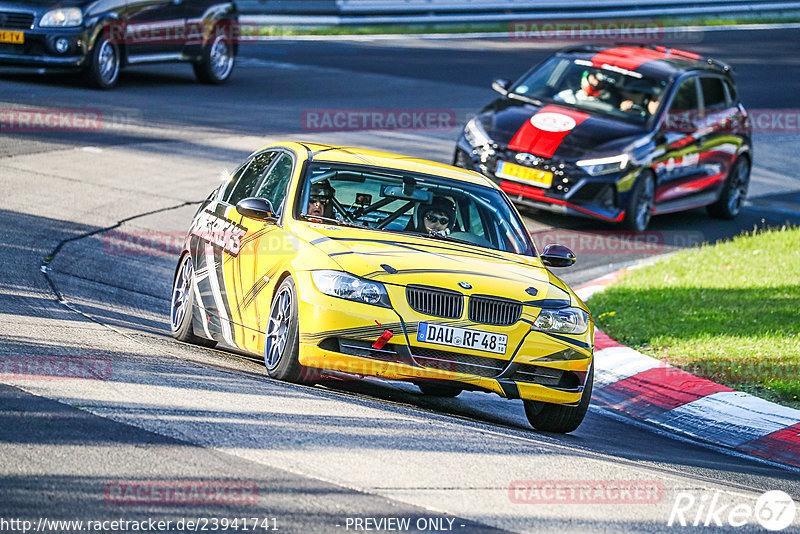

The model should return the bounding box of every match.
[575,269,800,469]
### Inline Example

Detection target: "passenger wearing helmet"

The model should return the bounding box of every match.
[578,70,623,107]
[415,196,456,237]
[307,180,335,218]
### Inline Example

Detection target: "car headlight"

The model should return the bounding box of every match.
[464,117,493,148]
[576,154,629,176]
[311,270,392,308]
[532,307,589,334]
[40,8,83,28]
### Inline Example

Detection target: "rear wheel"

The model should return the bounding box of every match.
[622,172,655,231]
[416,382,463,397]
[523,365,593,433]
[170,254,216,347]
[707,157,750,219]
[264,277,317,383]
[193,30,235,84]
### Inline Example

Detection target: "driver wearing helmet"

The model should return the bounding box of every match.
[417,196,456,237]
[307,180,335,219]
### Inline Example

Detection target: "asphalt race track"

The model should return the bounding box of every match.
[1,27,799,533]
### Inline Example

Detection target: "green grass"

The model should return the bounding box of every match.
[242,14,800,37]
[588,226,800,409]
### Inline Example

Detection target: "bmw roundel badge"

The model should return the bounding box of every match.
[458,281,472,290]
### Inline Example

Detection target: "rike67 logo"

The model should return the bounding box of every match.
[669,490,796,531]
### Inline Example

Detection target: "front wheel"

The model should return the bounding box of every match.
[523,365,593,433]
[85,32,120,89]
[193,30,235,84]
[707,157,750,219]
[622,172,655,231]
[264,277,316,384]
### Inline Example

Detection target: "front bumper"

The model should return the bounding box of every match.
[454,138,630,224]
[294,271,593,405]
[0,28,88,68]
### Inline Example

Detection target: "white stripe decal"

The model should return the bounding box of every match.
[649,391,800,448]
[192,283,213,340]
[205,243,234,346]
[593,346,660,388]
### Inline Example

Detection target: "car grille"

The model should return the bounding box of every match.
[411,346,507,378]
[468,295,522,326]
[0,12,35,30]
[511,363,564,386]
[406,285,463,319]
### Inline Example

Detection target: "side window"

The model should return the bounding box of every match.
[253,153,294,213]
[700,77,728,111]
[724,79,738,103]
[225,152,278,206]
[669,78,700,113]
[219,161,250,202]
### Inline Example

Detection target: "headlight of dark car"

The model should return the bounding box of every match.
[576,154,629,176]
[40,8,83,27]
[464,117,494,148]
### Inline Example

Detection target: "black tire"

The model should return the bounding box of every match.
[193,29,235,84]
[523,365,593,434]
[264,277,317,384]
[170,254,216,347]
[84,30,120,89]
[707,157,750,219]
[416,382,463,397]
[621,171,655,232]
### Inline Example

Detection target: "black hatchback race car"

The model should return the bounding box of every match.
[454,45,752,231]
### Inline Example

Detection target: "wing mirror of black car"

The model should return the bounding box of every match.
[492,78,510,96]
[236,197,277,223]
[541,244,576,268]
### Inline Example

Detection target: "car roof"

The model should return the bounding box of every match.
[557,44,733,80]
[260,142,497,188]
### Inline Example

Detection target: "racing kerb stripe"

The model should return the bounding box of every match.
[507,105,590,158]
[589,46,674,70]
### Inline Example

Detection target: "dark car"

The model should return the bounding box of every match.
[454,45,752,231]
[0,0,237,88]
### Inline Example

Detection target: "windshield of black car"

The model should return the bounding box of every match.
[511,56,669,123]
[297,162,535,256]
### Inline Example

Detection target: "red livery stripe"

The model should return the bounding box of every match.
[508,105,589,158]
[595,366,735,419]
[591,46,673,70]
[737,422,800,467]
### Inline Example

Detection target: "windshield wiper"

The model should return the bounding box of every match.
[301,215,371,230]
[508,92,543,107]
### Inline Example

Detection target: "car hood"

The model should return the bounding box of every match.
[296,222,575,308]
[482,98,648,159]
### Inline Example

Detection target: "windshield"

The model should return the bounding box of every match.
[512,56,669,124]
[296,162,535,256]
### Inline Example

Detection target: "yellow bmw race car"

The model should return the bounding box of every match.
[170,142,594,432]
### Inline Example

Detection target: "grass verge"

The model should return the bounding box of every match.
[588,226,800,409]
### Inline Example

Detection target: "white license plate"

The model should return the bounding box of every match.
[417,322,507,355]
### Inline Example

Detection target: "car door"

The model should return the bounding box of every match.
[695,76,743,194]
[231,152,298,354]
[124,0,186,58]
[189,152,275,347]
[652,75,707,209]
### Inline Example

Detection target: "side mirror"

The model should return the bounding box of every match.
[541,244,576,268]
[492,78,510,96]
[236,197,277,223]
